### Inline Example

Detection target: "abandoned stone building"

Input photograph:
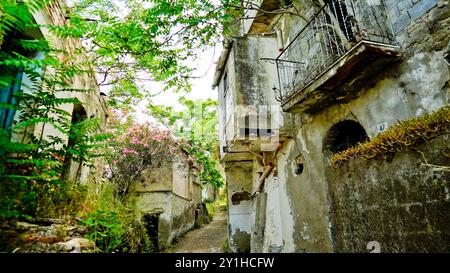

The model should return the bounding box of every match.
[214,0,450,252]
[129,149,207,251]
[0,1,109,183]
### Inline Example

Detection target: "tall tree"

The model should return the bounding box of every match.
[54,0,241,110]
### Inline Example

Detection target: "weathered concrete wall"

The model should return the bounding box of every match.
[233,36,278,106]
[172,155,191,199]
[226,161,253,253]
[327,134,450,252]
[134,191,196,249]
[193,182,202,206]
[217,0,450,253]
[170,194,195,243]
[132,166,173,192]
[270,49,449,252]
[131,156,201,250]
[250,192,267,252]
[258,0,450,253]
[134,191,173,249]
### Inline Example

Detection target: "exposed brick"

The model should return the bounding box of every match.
[397,0,414,12]
[391,5,403,18]
[386,0,400,9]
[393,13,412,33]
[408,0,438,21]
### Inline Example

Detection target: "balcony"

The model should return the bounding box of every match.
[275,0,400,113]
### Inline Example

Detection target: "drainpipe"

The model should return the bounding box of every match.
[257,163,275,193]
[255,143,283,194]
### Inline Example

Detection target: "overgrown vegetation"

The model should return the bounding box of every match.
[149,98,224,189]
[79,180,152,253]
[0,1,148,253]
[331,106,450,166]
[0,0,110,220]
[0,0,236,253]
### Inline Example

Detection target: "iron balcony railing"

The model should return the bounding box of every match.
[275,0,397,103]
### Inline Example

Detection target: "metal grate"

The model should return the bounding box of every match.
[276,0,397,103]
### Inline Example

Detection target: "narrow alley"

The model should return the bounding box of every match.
[165,207,228,253]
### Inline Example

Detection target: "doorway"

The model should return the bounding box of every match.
[143,214,159,251]
[323,120,369,154]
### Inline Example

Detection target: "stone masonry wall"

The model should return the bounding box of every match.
[327,134,450,252]
[388,0,439,33]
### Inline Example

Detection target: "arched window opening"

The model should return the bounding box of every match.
[324,120,369,154]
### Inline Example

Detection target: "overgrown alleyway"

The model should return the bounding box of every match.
[165,207,228,253]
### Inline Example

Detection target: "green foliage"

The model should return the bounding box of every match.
[83,209,126,253]
[80,180,153,253]
[149,98,224,189]
[55,0,242,110]
[331,106,450,166]
[0,0,110,220]
[184,139,224,189]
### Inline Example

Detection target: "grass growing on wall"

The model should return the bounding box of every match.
[331,106,450,167]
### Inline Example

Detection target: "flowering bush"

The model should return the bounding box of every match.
[107,122,178,199]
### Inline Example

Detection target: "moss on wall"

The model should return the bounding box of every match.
[327,134,450,252]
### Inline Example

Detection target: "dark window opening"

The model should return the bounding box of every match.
[294,154,305,175]
[324,120,369,154]
[144,214,159,251]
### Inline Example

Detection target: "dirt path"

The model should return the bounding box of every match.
[165,207,228,253]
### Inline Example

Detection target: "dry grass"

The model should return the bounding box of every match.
[331,106,450,167]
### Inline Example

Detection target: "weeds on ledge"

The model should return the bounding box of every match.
[331,106,450,167]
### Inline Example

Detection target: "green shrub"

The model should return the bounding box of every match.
[79,180,153,253]
[83,209,126,253]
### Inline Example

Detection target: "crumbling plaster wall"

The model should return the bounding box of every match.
[234,36,278,106]
[260,1,449,252]
[135,191,173,249]
[172,155,191,199]
[226,161,254,253]
[221,0,449,252]
[271,48,449,252]
[170,194,195,243]
[132,161,198,249]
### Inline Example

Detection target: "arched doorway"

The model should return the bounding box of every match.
[322,119,369,251]
[323,120,369,155]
